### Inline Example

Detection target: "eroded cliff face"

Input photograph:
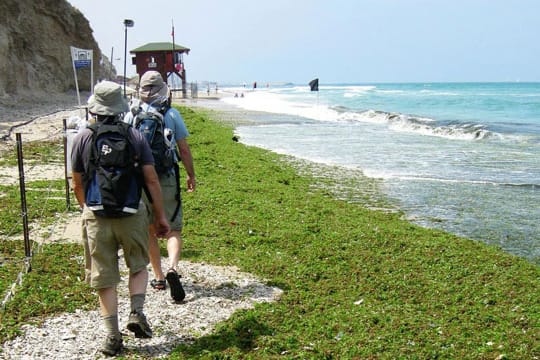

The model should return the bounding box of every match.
[0,0,105,100]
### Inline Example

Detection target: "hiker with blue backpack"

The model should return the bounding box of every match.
[71,81,170,356]
[124,70,196,303]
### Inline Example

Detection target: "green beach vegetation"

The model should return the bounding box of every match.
[0,106,539,358]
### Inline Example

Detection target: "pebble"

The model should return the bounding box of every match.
[2,259,282,359]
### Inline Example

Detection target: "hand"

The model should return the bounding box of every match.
[154,215,170,238]
[186,176,196,192]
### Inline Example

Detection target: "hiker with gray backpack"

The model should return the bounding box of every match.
[125,70,196,303]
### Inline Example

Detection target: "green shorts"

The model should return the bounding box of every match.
[81,204,150,289]
[144,171,183,231]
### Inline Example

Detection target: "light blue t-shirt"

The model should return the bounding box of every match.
[124,102,189,141]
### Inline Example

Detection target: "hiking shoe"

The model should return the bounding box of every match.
[166,269,185,302]
[126,311,152,338]
[101,335,123,356]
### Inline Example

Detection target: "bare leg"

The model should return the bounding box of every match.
[166,230,183,272]
[128,268,149,296]
[147,224,165,281]
[98,287,117,316]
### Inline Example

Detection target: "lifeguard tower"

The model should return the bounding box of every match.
[130,42,190,98]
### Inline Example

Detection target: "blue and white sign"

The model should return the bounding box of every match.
[70,46,94,106]
[70,46,93,69]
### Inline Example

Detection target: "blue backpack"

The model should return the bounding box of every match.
[133,104,181,221]
[84,120,143,217]
[134,105,175,174]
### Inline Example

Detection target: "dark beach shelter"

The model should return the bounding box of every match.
[130,42,191,98]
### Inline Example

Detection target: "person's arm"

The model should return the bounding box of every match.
[71,133,87,210]
[142,164,170,237]
[177,138,196,192]
[72,172,85,209]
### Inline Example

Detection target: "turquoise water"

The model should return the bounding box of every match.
[222,83,540,264]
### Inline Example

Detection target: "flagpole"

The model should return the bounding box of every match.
[314,82,319,119]
[171,19,175,88]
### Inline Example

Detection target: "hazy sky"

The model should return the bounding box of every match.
[67,0,540,84]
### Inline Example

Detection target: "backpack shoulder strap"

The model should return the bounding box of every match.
[86,122,100,165]
[159,104,171,116]
[115,120,132,133]
[87,122,99,134]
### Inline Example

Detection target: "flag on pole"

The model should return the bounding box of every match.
[309,78,319,91]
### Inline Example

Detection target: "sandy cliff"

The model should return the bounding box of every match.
[0,0,106,102]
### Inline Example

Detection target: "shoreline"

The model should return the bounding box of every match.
[2,91,538,266]
[180,91,540,267]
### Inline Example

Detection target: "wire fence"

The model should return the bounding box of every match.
[0,121,76,310]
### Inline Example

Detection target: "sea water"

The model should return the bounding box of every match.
[221,83,540,265]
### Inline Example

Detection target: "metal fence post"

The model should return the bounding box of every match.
[16,133,31,259]
[62,118,71,210]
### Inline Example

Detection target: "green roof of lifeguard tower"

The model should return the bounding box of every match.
[130,42,190,53]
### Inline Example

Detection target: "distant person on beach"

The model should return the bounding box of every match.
[125,70,196,303]
[71,81,170,356]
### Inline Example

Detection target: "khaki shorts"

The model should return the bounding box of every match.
[144,171,183,231]
[81,204,150,289]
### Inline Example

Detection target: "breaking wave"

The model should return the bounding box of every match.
[331,107,503,141]
[222,87,535,142]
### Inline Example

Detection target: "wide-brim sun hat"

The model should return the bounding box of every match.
[87,81,129,115]
[139,70,169,104]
